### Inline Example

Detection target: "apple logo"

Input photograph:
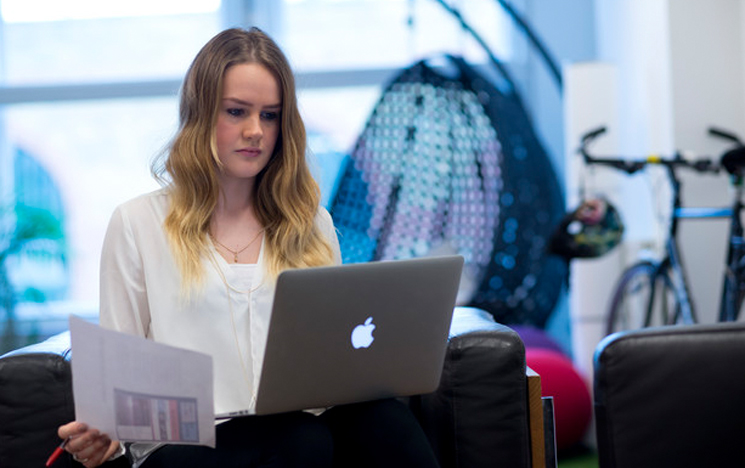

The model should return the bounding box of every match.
[351,317,376,349]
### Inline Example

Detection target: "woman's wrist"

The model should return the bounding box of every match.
[107,442,126,461]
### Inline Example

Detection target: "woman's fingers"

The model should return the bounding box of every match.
[72,433,111,467]
[57,421,88,440]
[56,422,114,468]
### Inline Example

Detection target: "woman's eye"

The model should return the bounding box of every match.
[227,108,244,117]
[261,111,279,121]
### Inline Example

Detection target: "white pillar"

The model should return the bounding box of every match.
[566,0,679,397]
[563,62,622,384]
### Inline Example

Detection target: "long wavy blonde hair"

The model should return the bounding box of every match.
[152,27,335,288]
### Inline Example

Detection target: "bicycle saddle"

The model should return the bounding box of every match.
[721,146,745,176]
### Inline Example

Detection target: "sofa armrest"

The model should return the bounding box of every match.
[0,351,76,468]
[412,308,531,468]
[0,332,128,468]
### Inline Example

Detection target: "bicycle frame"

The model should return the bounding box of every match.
[648,160,698,325]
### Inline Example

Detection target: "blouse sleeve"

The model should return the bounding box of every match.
[98,205,151,338]
[317,207,342,265]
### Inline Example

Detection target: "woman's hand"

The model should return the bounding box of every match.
[57,422,121,468]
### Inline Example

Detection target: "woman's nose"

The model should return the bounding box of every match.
[242,115,262,141]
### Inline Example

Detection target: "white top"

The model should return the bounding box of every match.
[98,188,341,416]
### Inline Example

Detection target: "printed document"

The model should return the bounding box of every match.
[69,315,216,447]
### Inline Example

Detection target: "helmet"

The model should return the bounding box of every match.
[549,198,624,259]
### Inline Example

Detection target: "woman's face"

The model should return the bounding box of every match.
[214,62,281,187]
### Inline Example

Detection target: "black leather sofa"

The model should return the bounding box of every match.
[0,307,536,468]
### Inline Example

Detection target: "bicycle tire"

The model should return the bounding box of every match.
[606,261,681,335]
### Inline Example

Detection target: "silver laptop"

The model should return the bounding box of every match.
[253,255,464,415]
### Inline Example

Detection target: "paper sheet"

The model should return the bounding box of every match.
[69,315,216,447]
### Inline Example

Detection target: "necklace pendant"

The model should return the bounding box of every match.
[210,229,264,265]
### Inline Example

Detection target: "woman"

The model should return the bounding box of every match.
[57,27,439,468]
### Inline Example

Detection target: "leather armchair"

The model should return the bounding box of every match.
[0,308,539,468]
[0,333,129,468]
[414,307,534,468]
[593,321,745,468]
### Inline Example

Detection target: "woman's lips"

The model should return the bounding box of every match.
[237,148,261,157]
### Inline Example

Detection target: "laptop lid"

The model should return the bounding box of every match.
[254,255,464,416]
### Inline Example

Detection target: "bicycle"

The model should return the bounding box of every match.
[577,126,745,335]
[711,128,745,322]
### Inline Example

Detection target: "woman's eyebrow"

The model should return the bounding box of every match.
[223,97,281,109]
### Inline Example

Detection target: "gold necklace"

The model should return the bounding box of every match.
[211,229,264,263]
[207,250,264,409]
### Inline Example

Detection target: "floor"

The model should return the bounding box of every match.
[558,445,599,468]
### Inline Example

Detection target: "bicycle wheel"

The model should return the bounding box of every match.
[606,261,681,335]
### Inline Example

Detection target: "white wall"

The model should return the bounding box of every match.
[667,0,745,324]
[596,0,745,322]
[565,0,676,382]
[567,0,745,390]
[593,0,674,242]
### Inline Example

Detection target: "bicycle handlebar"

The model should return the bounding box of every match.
[579,126,720,175]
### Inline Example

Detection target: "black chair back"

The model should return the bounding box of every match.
[594,322,745,467]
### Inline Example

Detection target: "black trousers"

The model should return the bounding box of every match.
[141,398,439,468]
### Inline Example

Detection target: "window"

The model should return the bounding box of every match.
[283,0,510,72]
[0,0,512,352]
[1,0,221,84]
[0,2,222,350]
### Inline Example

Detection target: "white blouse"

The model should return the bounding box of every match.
[98,188,341,416]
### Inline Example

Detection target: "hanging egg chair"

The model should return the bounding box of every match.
[328,1,566,327]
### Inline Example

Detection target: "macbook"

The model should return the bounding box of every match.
[251,255,464,416]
